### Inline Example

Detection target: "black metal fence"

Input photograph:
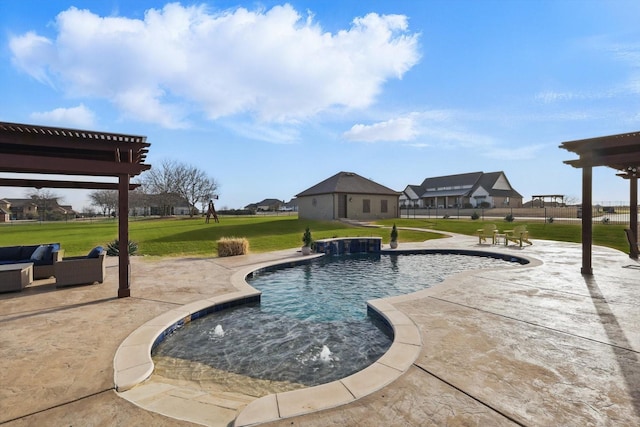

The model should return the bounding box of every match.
[400,203,633,225]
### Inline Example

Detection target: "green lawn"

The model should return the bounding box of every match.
[0,216,439,257]
[0,215,630,257]
[376,218,630,254]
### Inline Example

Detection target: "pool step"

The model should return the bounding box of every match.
[119,378,255,426]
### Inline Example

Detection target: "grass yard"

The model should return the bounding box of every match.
[0,216,440,257]
[0,215,630,257]
[376,218,630,254]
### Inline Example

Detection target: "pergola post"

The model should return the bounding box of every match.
[581,165,593,275]
[118,174,131,298]
[631,176,638,248]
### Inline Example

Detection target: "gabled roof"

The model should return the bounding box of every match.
[473,171,523,198]
[4,198,38,207]
[418,171,522,198]
[421,172,483,190]
[257,198,283,205]
[296,171,399,197]
[401,184,424,199]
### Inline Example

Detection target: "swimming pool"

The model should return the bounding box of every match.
[152,252,520,387]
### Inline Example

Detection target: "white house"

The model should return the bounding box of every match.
[402,171,523,209]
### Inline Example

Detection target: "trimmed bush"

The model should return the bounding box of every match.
[471,211,480,220]
[505,213,515,222]
[217,237,249,257]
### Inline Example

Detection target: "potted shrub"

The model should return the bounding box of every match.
[301,227,313,255]
[390,223,398,249]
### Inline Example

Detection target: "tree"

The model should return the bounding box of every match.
[139,159,218,217]
[128,188,150,216]
[25,189,62,221]
[88,190,118,216]
[172,163,219,217]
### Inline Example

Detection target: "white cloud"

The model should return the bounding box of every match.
[30,104,96,128]
[225,120,300,144]
[343,116,418,142]
[484,144,545,161]
[342,108,545,161]
[9,4,420,128]
[534,90,575,103]
[9,31,56,87]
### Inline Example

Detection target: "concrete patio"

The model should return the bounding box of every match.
[1,231,639,426]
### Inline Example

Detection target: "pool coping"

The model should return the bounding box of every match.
[113,248,536,426]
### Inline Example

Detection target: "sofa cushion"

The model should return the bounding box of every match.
[20,245,39,259]
[87,246,104,258]
[30,245,48,261]
[0,246,22,261]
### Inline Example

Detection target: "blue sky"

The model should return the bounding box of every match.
[2,0,640,211]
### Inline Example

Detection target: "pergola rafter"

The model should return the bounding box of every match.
[560,130,640,274]
[0,121,151,298]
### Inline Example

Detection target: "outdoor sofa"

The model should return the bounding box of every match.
[0,243,63,280]
[55,246,106,288]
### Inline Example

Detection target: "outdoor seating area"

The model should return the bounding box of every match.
[0,244,106,292]
[476,224,533,247]
[0,243,63,279]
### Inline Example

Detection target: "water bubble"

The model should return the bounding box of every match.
[213,324,225,337]
[320,345,332,362]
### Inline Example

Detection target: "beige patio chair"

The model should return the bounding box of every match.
[55,249,106,287]
[505,225,532,247]
[476,224,497,244]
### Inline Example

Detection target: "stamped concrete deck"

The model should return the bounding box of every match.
[1,231,639,426]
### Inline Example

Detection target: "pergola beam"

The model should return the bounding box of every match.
[0,178,139,190]
[0,153,150,176]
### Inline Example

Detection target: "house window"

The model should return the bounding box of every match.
[381,200,388,213]
[363,199,371,213]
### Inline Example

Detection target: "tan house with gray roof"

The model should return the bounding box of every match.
[296,171,400,220]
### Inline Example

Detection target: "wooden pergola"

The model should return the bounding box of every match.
[531,194,565,207]
[0,121,151,297]
[560,131,640,274]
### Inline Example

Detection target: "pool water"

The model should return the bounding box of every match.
[152,253,515,386]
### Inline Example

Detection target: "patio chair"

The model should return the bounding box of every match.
[505,225,532,247]
[55,247,106,287]
[476,224,497,244]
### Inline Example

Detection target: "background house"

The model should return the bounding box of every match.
[0,199,10,222]
[245,198,285,212]
[3,198,38,220]
[296,171,400,220]
[401,171,523,209]
[0,198,78,221]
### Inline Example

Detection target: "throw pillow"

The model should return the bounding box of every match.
[87,246,104,258]
[41,245,54,262]
[30,245,48,261]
